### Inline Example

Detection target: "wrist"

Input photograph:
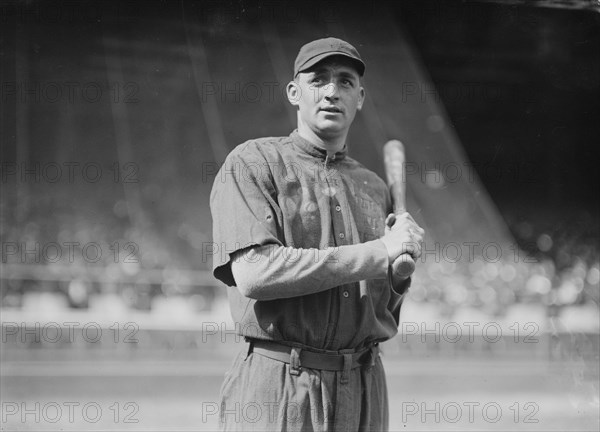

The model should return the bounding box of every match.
[376,238,395,265]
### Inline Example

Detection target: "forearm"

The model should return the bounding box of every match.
[230,240,390,300]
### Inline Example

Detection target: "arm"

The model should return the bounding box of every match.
[230,240,389,300]
[230,213,423,300]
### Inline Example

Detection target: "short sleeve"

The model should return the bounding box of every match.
[209,144,283,286]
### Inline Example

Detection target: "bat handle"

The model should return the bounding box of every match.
[391,253,416,280]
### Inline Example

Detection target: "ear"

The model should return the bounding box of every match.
[356,86,365,111]
[286,81,301,106]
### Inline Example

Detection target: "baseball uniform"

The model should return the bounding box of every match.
[210,130,410,431]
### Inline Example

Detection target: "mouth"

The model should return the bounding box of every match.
[320,106,343,114]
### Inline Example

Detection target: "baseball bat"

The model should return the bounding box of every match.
[383,140,416,279]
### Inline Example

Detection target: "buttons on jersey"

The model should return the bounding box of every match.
[343,291,349,298]
[335,205,341,212]
[339,233,345,239]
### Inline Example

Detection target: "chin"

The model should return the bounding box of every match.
[316,121,345,135]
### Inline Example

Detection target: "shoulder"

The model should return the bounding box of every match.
[226,136,293,163]
[212,136,291,191]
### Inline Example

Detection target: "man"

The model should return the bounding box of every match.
[210,37,424,431]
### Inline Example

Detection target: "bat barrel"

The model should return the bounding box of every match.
[389,183,407,214]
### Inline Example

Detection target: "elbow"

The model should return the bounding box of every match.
[230,252,260,299]
[235,280,262,300]
[230,248,284,301]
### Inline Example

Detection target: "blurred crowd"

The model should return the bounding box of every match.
[1,194,598,321]
[412,208,598,319]
[1,190,216,312]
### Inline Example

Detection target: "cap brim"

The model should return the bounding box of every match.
[296,52,365,77]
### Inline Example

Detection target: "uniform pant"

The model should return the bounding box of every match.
[218,347,389,431]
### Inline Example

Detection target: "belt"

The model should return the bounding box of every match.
[246,338,379,376]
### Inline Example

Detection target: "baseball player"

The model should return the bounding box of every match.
[210,37,425,431]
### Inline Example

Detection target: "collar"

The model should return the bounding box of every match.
[290,130,347,162]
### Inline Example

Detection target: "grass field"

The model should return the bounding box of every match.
[2,353,599,431]
[2,304,598,431]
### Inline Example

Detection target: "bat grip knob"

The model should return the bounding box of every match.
[391,253,416,280]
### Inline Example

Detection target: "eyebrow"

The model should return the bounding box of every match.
[310,68,359,81]
[338,71,358,80]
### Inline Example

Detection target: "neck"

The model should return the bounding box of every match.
[297,123,347,155]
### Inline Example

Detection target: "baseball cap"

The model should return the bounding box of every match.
[294,37,365,77]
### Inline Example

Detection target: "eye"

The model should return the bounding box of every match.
[340,78,355,88]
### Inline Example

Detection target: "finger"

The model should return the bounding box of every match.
[414,240,422,259]
[407,220,424,236]
[406,240,422,259]
[404,242,417,258]
[404,214,425,238]
[399,213,421,233]
[415,234,424,258]
[391,212,410,228]
[412,233,422,258]
[409,226,425,239]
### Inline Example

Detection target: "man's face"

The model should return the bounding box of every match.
[287,56,365,141]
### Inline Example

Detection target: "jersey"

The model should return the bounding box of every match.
[210,130,409,351]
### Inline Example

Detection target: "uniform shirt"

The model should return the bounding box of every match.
[210,130,409,351]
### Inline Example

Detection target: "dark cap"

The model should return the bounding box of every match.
[294,37,365,77]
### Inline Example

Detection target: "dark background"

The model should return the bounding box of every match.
[399,1,599,233]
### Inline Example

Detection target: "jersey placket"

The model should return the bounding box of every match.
[326,158,348,250]
[323,155,354,350]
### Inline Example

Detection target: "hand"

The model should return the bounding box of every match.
[380,212,425,263]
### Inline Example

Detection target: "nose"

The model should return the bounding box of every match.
[323,83,339,100]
